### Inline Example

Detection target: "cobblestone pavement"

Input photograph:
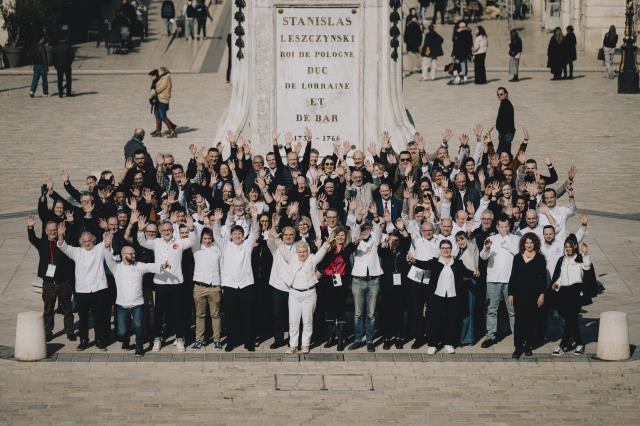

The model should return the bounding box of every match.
[0,360,638,424]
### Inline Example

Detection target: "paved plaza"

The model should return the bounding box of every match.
[0,3,639,424]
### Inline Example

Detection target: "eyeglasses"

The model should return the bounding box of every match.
[326,215,338,219]
[324,162,334,166]
[400,158,411,162]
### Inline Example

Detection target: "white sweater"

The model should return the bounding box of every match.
[58,241,108,293]
[104,247,161,307]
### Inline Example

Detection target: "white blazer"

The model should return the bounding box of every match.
[277,241,329,289]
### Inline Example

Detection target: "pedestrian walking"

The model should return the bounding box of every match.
[508,29,522,82]
[183,0,196,41]
[432,0,446,25]
[563,25,577,79]
[195,0,213,40]
[153,67,177,138]
[450,21,472,84]
[421,24,444,81]
[161,0,176,36]
[547,27,566,81]
[602,26,618,79]
[472,25,488,84]
[404,16,423,76]
[51,36,74,98]
[29,36,49,98]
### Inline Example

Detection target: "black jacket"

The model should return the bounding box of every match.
[161,0,176,19]
[404,21,423,53]
[550,254,598,306]
[412,257,474,300]
[422,31,444,58]
[51,42,74,68]
[496,98,515,134]
[28,228,74,281]
[509,36,522,57]
[452,28,473,61]
[379,236,411,288]
[508,253,547,298]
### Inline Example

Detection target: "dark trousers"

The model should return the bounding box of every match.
[225,285,256,348]
[106,274,117,333]
[380,282,406,340]
[142,274,155,342]
[317,276,346,322]
[563,61,574,78]
[55,66,72,95]
[254,283,272,341]
[497,132,514,156]
[75,289,109,343]
[557,284,582,346]
[154,285,184,340]
[271,286,289,343]
[513,294,539,349]
[181,279,195,340]
[196,19,207,37]
[410,281,427,342]
[432,7,445,24]
[474,53,486,84]
[42,279,74,335]
[427,295,460,347]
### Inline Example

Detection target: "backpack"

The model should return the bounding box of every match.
[186,5,196,18]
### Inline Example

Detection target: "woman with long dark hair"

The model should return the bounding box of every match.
[563,25,577,79]
[550,237,593,356]
[508,29,522,82]
[455,231,480,346]
[547,27,566,80]
[602,26,618,79]
[472,25,488,84]
[508,233,547,358]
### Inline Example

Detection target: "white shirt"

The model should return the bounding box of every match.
[350,222,383,278]
[434,259,457,298]
[516,224,545,242]
[58,241,108,293]
[267,240,295,292]
[556,255,591,287]
[538,205,576,241]
[540,226,586,282]
[213,221,259,289]
[104,248,160,307]
[408,227,441,284]
[137,231,197,285]
[192,243,222,286]
[479,233,519,283]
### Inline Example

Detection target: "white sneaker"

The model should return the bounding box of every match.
[285,347,297,354]
[152,338,161,352]
[172,339,178,346]
[300,346,309,354]
[426,346,437,355]
[552,346,564,356]
[176,339,185,352]
[445,345,455,354]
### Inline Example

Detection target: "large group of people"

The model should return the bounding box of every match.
[28,86,598,359]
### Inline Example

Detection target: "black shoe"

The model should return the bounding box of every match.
[411,340,423,350]
[244,344,255,352]
[348,341,364,351]
[512,349,523,359]
[95,342,108,351]
[269,340,285,350]
[224,343,234,352]
[524,348,533,357]
[45,332,53,342]
[67,333,77,342]
[366,343,375,353]
[395,339,404,350]
[58,94,63,98]
[383,339,392,350]
[55,306,63,314]
[76,340,89,351]
[481,337,497,348]
[121,342,130,351]
[135,347,144,357]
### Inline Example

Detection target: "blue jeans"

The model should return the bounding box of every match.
[485,282,515,339]
[455,59,467,78]
[497,132,514,155]
[116,304,145,348]
[352,277,380,344]
[30,64,49,95]
[154,102,169,121]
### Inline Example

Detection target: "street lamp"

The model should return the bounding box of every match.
[618,0,639,93]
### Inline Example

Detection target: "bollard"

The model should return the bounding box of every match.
[14,311,47,361]
[596,311,630,361]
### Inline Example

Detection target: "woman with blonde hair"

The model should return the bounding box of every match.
[276,238,331,354]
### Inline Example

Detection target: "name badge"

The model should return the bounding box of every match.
[409,267,424,283]
[46,264,56,278]
[332,274,343,287]
[393,273,402,286]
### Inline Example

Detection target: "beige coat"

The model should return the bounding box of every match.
[155,73,172,104]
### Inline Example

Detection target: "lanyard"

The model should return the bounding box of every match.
[49,240,56,264]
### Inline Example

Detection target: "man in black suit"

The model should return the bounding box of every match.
[27,215,75,342]
[124,128,153,171]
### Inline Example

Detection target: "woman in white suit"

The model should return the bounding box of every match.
[276,237,332,354]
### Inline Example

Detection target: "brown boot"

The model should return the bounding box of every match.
[164,120,177,138]
[150,119,162,137]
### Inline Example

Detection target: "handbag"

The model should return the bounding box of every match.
[597,47,604,61]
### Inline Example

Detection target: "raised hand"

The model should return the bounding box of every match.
[209,172,219,188]
[284,131,294,146]
[381,130,391,149]
[226,129,236,143]
[386,153,397,165]
[125,157,134,170]
[65,210,74,223]
[310,181,319,196]
[522,128,529,141]
[189,143,197,159]
[579,242,588,256]
[415,132,425,151]
[213,208,224,223]
[129,209,140,225]
[466,201,475,215]
[567,165,577,180]
[442,129,453,144]
[143,188,155,204]
[138,215,148,230]
[544,153,553,166]
[271,129,280,142]
[26,215,36,228]
[46,177,54,192]
[304,127,312,141]
[61,169,70,182]
[167,190,177,205]
[102,231,112,248]
[57,221,66,239]
[579,212,588,227]
[474,124,484,140]
[186,214,194,229]
[406,175,415,190]
[126,197,137,211]
[367,142,378,156]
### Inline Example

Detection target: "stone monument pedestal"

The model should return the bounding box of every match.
[14,311,47,362]
[596,311,630,361]
[216,0,415,157]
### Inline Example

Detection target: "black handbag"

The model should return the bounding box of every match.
[597,47,605,61]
